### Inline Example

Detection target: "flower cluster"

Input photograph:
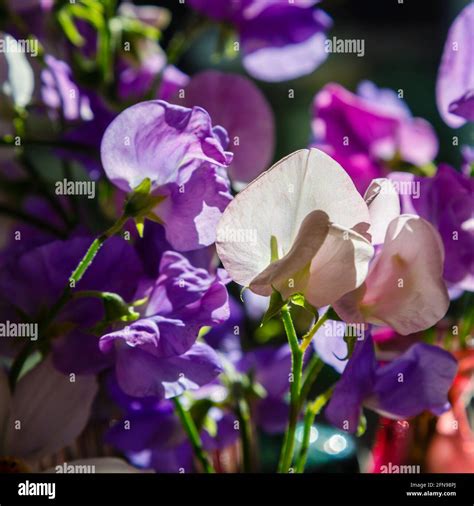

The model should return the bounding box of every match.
[0,0,471,479]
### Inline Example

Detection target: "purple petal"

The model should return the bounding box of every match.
[158,162,232,251]
[371,343,458,418]
[436,3,474,127]
[100,100,232,193]
[114,342,223,398]
[325,336,376,433]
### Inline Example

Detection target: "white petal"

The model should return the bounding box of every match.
[216,148,370,288]
[5,358,98,461]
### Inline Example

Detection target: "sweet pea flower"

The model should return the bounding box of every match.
[325,335,458,433]
[188,0,332,82]
[312,82,438,194]
[0,358,97,468]
[105,382,238,473]
[436,3,474,127]
[176,70,275,184]
[216,148,374,307]
[237,345,293,434]
[100,100,233,251]
[41,55,93,122]
[99,251,229,398]
[389,166,474,293]
[334,214,450,335]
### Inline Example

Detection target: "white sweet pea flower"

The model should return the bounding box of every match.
[216,148,376,307]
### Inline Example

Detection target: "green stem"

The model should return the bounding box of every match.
[8,340,36,389]
[173,397,215,473]
[236,397,253,472]
[278,305,303,473]
[295,385,335,474]
[300,310,330,352]
[298,354,324,410]
[8,215,128,388]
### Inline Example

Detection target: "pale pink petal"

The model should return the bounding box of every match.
[5,358,98,461]
[364,178,401,245]
[249,210,331,298]
[216,148,370,289]
[335,215,449,335]
[306,225,374,307]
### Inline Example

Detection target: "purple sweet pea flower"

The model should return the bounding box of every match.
[325,335,458,433]
[157,66,190,102]
[311,81,438,194]
[176,70,275,183]
[99,251,229,397]
[105,381,238,472]
[117,40,167,101]
[100,100,233,251]
[389,165,474,292]
[436,3,474,127]
[188,0,332,82]
[237,345,292,434]
[41,55,93,122]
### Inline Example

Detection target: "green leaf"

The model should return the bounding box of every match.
[290,293,318,319]
[325,307,342,321]
[261,287,285,325]
[102,292,139,322]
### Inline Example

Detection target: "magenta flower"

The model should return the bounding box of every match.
[188,0,332,82]
[100,100,233,250]
[436,3,474,127]
[312,81,438,193]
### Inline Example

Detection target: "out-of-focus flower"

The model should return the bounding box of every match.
[389,166,474,292]
[100,100,233,251]
[41,55,93,122]
[312,82,438,193]
[0,236,143,373]
[188,0,332,82]
[325,335,457,433]
[105,381,238,472]
[175,70,275,184]
[216,148,374,307]
[436,3,474,127]
[0,358,97,467]
[99,251,229,398]
[0,33,35,134]
[237,344,292,434]
[157,66,190,102]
